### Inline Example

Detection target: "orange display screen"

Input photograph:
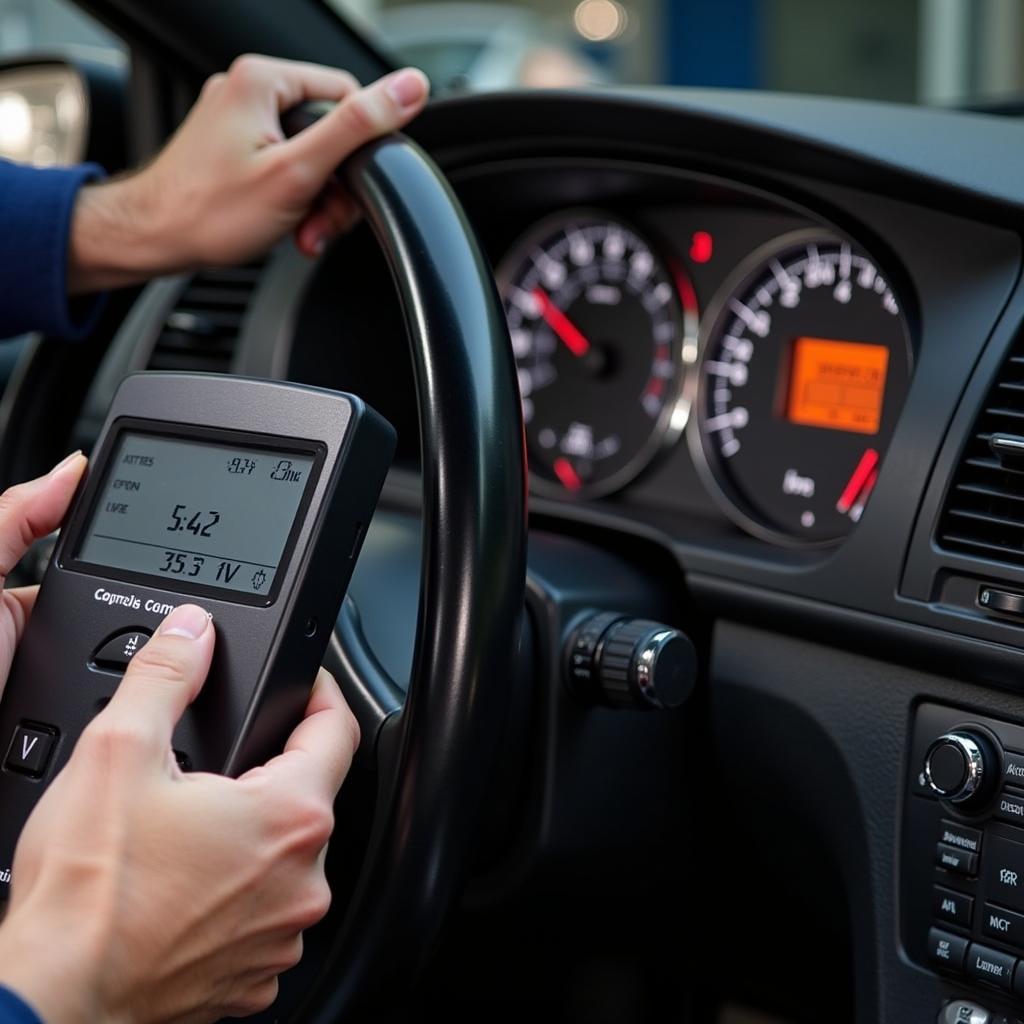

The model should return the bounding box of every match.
[786,337,889,434]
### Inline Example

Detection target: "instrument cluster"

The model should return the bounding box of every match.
[496,208,914,547]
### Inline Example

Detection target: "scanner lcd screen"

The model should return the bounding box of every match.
[76,431,316,598]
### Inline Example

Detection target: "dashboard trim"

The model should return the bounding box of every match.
[414,89,1024,227]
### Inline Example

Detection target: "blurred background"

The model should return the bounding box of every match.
[3,0,1024,108]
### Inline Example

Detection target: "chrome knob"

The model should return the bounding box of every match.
[924,732,989,804]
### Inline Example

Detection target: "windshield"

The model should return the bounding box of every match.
[328,0,1024,108]
[0,0,124,65]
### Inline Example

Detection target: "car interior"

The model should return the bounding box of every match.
[4,1,1024,1022]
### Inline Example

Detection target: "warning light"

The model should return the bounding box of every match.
[689,231,713,264]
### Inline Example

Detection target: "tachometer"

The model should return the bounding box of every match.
[690,231,912,544]
[499,212,697,498]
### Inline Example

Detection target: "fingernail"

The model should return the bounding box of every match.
[159,604,211,640]
[385,68,428,110]
[312,235,326,257]
[50,450,83,475]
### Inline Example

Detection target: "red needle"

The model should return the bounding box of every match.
[850,468,879,517]
[532,288,591,358]
[553,457,583,492]
[837,448,880,514]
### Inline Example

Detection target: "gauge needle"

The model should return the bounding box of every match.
[532,288,591,358]
[849,468,879,523]
[837,448,880,515]
[553,456,583,492]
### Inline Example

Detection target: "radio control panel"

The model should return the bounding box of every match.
[905,703,1024,1017]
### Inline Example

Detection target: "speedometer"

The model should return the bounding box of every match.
[690,231,912,545]
[498,212,696,498]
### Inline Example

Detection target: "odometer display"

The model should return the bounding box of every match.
[786,336,890,434]
[691,233,912,544]
[499,212,696,498]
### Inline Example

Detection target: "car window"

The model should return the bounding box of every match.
[328,0,1024,108]
[0,0,123,65]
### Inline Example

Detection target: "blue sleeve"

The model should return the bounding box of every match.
[0,987,42,1024]
[0,159,107,342]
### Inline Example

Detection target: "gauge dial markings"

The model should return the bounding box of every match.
[499,213,696,499]
[693,234,911,545]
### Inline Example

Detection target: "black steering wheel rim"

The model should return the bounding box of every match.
[290,133,526,1016]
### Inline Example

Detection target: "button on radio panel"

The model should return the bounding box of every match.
[905,704,1024,1010]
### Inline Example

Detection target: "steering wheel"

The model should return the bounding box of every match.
[272,130,527,1017]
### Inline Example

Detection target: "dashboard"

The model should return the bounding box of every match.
[279,117,1024,659]
[39,87,1024,1022]
[286,161,929,541]
[493,184,909,546]
[70,91,1024,656]
[294,161,917,545]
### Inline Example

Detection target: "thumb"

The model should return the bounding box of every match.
[0,451,86,581]
[96,604,214,754]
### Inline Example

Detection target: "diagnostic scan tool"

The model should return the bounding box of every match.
[0,372,395,900]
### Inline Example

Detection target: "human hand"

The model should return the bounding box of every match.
[69,56,430,292]
[0,593,357,1021]
[0,451,87,695]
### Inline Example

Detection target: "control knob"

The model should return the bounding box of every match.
[565,612,697,710]
[923,730,996,806]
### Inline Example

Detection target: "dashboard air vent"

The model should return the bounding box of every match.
[938,334,1024,566]
[148,262,265,373]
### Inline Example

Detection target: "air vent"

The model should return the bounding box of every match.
[148,262,265,373]
[938,336,1024,566]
